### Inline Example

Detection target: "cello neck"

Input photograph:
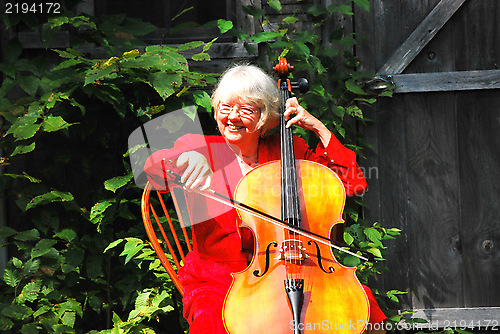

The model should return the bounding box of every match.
[277,68,302,228]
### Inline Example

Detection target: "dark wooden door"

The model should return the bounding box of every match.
[354,0,500,325]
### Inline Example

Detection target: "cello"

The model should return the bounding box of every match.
[221,59,370,333]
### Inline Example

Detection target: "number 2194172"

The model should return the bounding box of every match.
[5,2,61,14]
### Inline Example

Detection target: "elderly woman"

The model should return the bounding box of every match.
[144,64,385,333]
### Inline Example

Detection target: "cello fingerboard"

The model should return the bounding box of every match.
[279,81,302,228]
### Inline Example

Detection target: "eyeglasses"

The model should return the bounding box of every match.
[218,102,260,116]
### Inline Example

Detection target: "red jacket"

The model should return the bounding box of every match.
[144,133,384,333]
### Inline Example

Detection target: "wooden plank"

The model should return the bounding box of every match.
[392,70,500,93]
[353,0,376,72]
[237,0,260,35]
[364,98,413,306]
[403,92,463,309]
[405,307,500,329]
[453,0,500,71]
[369,0,404,73]
[377,0,467,75]
[355,2,411,303]
[456,91,500,307]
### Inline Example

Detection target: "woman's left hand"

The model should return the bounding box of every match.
[284,97,331,146]
[284,97,321,131]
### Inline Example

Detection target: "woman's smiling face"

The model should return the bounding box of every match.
[216,97,262,147]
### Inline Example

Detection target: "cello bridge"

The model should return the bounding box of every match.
[278,240,308,262]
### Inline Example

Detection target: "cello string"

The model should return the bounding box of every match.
[283,81,302,280]
[281,84,292,280]
[285,82,300,279]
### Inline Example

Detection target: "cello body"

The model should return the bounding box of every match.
[223,160,369,333]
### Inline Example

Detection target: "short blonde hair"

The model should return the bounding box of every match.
[211,64,280,136]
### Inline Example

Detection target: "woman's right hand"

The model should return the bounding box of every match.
[176,151,213,191]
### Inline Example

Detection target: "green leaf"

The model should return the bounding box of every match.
[26,191,74,211]
[4,39,23,63]
[193,90,212,113]
[377,90,392,98]
[345,79,367,95]
[283,16,298,24]
[0,226,17,238]
[135,290,152,309]
[47,16,70,28]
[20,323,39,333]
[17,280,42,303]
[120,239,146,264]
[192,52,211,61]
[104,174,133,193]
[139,46,188,71]
[294,42,311,58]
[267,0,282,11]
[343,232,354,245]
[6,112,42,141]
[340,37,357,46]
[343,255,361,267]
[54,229,77,242]
[177,41,204,51]
[1,304,33,320]
[33,305,52,319]
[18,76,40,96]
[149,72,182,100]
[353,0,370,11]
[14,229,40,241]
[12,122,41,141]
[366,247,383,259]
[354,97,377,105]
[42,115,74,132]
[3,172,41,183]
[4,268,22,287]
[90,200,114,224]
[84,65,116,86]
[31,239,58,258]
[182,105,198,122]
[249,32,283,43]
[217,19,233,34]
[203,37,217,52]
[307,4,327,16]
[346,105,363,118]
[327,4,354,15]
[61,311,76,327]
[242,5,266,18]
[104,239,125,253]
[0,77,15,97]
[386,289,406,302]
[57,299,83,317]
[112,312,124,326]
[52,58,84,71]
[23,259,40,276]
[11,142,36,156]
[363,227,382,242]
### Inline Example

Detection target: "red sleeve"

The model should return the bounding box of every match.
[362,285,388,325]
[294,133,368,197]
[143,134,209,191]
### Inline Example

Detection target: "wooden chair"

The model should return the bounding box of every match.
[141,182,192,296]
